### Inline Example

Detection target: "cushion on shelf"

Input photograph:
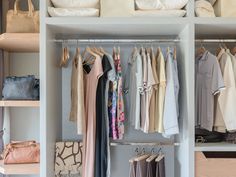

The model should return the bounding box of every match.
[195,0,215,17]
[135,0,188,10]
[50,0,100,9]
[134,9,186,17]
[48,7,99,17]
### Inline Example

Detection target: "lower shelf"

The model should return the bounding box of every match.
[0,100,40,107]
[0,161,39,175]
[195,143,236,152]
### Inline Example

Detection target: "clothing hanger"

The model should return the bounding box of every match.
[174,46,177,60]
[216,42,224,57]
[91,46,103,57]
[231,46,236,55]
[60,41,70,68]
[129,148,140,163]
[196,42,206,57]
[83,46,97,65]
[155,148,165,162]
[146,148,158,162]
[134,148,150,162]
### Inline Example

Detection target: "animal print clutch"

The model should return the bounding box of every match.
[55,142,82,177]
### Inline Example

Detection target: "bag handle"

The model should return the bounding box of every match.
[14,0,35,16]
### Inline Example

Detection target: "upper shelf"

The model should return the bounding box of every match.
[0,161,39,175]
[0,33,39,52]
[0,100,40,107]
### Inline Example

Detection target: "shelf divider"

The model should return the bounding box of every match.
[0,160,39,175]
[0,100,40,107]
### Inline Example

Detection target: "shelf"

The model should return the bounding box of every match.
[0,33,39,52]
[0,100,40,107]
[0,161,39,175]
[45,17,188,36]
[195,143,236,152]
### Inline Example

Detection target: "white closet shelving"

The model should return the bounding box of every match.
[39,0,236,177]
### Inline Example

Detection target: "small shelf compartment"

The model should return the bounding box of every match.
[0,33,39,52]
[195,143,236,152]
[0,161,39,175]
[0,100,40,107]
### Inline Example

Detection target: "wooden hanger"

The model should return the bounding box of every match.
[146,154,158,163]
[91,47,103,57]
[134,154,150,162]
[232,46,236,55]
[216,44,223,57]
[60,46,70,68]
[155,154,165,162]
[83,46,97,65]
[196,44,206,57]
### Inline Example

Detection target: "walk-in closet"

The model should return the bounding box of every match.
[1,0,236,177]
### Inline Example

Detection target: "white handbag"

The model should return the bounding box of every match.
[48,7,99,17]
[51,0,100,9]
[135,0,188,10]
[100,0,135,17]
[214,0,236,17]
[195,0,215,17]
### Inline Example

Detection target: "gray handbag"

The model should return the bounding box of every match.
[2,75,39,100]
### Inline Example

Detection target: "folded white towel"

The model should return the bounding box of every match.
[48,7,99,17]
[51,0,100,9]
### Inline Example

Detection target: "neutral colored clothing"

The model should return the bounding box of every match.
[147,159,156,177]
[143,52,156,133]
[163,50,179,137]
[149,48,159,133]
[215,49,236,132]
[82,54,103,177]
[124,48,143,130]
[155,49,166,133]
[195,51,224,131]
[95,55,112,177]
[136,158,148,177]
[105,54,116,177]
[69,51,85,135]
[227,49,236,85]
[140,48,147,131]
[156,158,165,177]
[129,161,137,177]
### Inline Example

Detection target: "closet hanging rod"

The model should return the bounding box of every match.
[110,141,180,146]
[196,39,236,43]
[52,38,180,44]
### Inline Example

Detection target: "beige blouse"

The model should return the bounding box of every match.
[155,48,166,133]
[149,48,159,133]
[69,49,85,135]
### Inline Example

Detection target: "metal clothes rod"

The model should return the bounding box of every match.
[53,38,181,44]
[110,141,180,146]
[196,39,236,43]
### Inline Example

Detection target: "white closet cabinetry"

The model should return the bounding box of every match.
[40,1,236,177]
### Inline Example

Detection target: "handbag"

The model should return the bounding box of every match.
[2,75,39,100]
[6,0,39,33]
[55,142,82,177]
[3,140,40,164]
[100,0,135,17]
[214,0,236,17]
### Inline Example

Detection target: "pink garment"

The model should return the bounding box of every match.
[82,55,103,177]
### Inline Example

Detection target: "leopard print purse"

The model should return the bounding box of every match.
[55,142,82,177]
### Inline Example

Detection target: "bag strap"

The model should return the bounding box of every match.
[14,0,35,16]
